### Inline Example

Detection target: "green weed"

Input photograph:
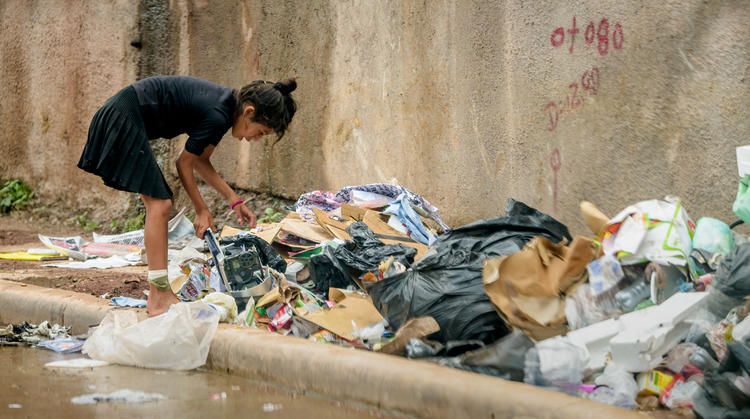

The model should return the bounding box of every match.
[0,178,35,214]
[258,207,284,224]
[76,211,100,232]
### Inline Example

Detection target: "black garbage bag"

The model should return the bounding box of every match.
[220,234,287,273]
[308,222,417,293]
[713,243,750,297]
[365,199,571,344]
[433,331,535,381]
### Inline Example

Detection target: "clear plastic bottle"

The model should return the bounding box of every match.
[615,280,650,312]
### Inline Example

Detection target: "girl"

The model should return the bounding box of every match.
[78,76,297,316]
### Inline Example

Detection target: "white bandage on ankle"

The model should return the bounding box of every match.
[147,269,170,291]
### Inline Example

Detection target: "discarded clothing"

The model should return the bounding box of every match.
[383,193,437,245]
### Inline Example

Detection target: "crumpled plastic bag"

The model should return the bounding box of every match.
[602,196,694,266]
[310,222,417,293]
[83,301,219,370]
[733,175,750,225]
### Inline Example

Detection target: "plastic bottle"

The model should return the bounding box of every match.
[615,280,650,312]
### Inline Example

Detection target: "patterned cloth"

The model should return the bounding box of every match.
[294,183,449,232]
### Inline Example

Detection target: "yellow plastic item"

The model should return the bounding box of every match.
[636,370,674,397]
[0,251,60,261]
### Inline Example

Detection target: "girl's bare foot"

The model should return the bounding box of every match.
[146,285,181,317]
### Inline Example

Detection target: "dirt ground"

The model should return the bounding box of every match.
[0,213,149,299]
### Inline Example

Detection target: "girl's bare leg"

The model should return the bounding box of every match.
[140,194,180,316]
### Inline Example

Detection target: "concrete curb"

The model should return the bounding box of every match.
[0,280,640,418]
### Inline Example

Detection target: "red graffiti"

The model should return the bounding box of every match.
[581,66,600,95]
[546,67,600,131]
[550,149,561,215]
[551,17,624,55]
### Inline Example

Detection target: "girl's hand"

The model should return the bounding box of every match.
[194,209,216,239]
[234,203,257,228]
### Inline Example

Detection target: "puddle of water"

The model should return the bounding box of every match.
[0,346,401,418]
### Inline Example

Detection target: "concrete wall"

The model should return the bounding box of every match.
[1,0,749,234]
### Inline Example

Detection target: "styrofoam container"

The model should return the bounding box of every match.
[736,145,750,177]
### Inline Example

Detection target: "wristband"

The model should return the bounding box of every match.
[231,199,245,210]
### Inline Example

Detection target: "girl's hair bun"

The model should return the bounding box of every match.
[273,78,297,95]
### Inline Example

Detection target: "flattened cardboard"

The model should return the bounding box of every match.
[580,201,610,236]
[254,223,282,245]
[280,216,334,244]
[483,236,598,340]
[341,204,367,222]
[378,316,440,355]
[312,207,352,241]
[300,288,384,341]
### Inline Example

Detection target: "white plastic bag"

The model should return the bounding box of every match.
[83,301,219,370]
[603,196,694,266]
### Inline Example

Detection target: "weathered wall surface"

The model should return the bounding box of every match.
[1,0,749,234]
[0,0,139,217]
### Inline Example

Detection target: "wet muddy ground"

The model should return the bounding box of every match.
[0,346,400,418]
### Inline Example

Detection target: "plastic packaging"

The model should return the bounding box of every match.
[590,362,638,408]
[662,380,701,409]
[524,336,589,395]
[83,301,220,370]
[664,343,700,375]
[615,280,650,312]
[734,175,750,225]
[565,283,620,330]
[202,292,238,323]
[435,331,534,381]
[587,255,625,295]
[688,346,720,373]
[693,217,735,256]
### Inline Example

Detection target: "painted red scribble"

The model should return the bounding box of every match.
[581,66,600,95]
[551,17,624,55]
[546,66,600,131]
[550,149,561,215]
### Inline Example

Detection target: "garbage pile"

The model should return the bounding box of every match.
[181,181,748,416]
[10,171,750,415]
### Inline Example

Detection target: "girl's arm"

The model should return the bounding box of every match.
[176,145,256,238]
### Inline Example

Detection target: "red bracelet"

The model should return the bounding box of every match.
[231,199,244,210]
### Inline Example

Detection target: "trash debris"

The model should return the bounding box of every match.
[262,402,283,412]
[368,199,568,344]
[36,337,85,353]
[0,321,71,345]
[71,389,167,404]
[44,254,141,269]
[110,296,147,308]
[83,301,219,370]
[45,358,110,368]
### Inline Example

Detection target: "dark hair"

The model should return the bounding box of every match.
[234,78,297,141]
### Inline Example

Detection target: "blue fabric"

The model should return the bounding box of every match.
[383,193,437,246]
[110,296,147,308]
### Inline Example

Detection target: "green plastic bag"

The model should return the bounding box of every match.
[733,175,750,225]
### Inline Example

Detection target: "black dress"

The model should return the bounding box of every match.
[78,76,236,199]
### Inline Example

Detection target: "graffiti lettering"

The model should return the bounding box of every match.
[545,67,600,131]
[551,17,624,55]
